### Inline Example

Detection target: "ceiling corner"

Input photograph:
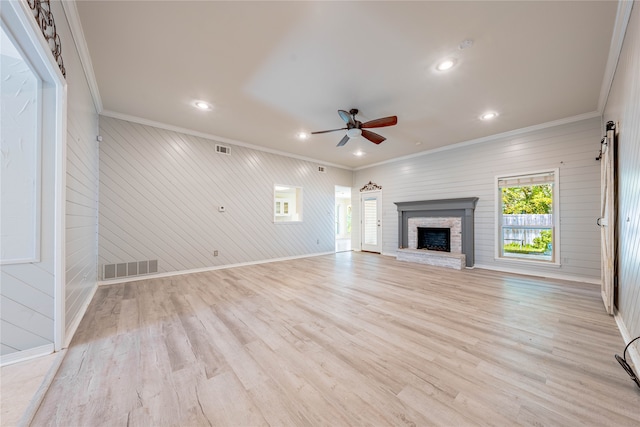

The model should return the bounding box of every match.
[597,0,634,113]
[60,0,103,113]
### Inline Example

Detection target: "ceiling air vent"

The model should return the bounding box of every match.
[317,165,327,173]
[216,144,230,155]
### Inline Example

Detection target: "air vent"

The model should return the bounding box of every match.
[317,165,327,173]
[216,144,230,155]
[102,259,158,280]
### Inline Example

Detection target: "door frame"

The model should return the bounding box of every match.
[360,189,382,253]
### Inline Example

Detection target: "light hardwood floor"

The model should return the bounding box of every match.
[31,252,640,426]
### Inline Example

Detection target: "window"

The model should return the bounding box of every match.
[496,170,559,263]
[274,185,302,222]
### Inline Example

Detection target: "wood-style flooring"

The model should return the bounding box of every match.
[31,252,640,426]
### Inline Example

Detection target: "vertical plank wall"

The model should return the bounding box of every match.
[98,116,352,275]
[354,117,602,283]
[0,2,99,359]
[604,2,640,340]
[54,1,100,337]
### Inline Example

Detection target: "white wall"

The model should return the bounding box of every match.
[0,3,57,358]
[354,117,602,283]
[604,2,640,340]
[52,0,100,337]
[98,116,352,275]
[0,0,99,360]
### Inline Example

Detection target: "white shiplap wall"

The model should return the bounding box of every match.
[1,2,99,360]
[54,0,100,337]
[98,116,352,275]
[354,117,602,282]
[604,2,640,340]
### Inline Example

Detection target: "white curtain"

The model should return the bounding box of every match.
[600,128,615,315]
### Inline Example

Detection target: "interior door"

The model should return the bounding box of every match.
[361,191,382,253]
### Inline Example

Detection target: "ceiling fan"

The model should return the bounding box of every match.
[311,109,398,147]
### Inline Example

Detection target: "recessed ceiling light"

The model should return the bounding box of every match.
[353,150,365,157]
[480,111,498,120]
[297,132,309,140]
[436,58,456,72]
[194,101,212,110]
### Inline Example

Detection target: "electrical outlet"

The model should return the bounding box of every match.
[214,250,219,257]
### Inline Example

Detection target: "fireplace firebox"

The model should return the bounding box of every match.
[417,227,451,252]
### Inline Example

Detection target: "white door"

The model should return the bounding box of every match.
[361,191,382,253]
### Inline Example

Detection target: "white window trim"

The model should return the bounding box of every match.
[494,168,560,266]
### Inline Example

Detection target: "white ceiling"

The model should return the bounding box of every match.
[74,1,618,169]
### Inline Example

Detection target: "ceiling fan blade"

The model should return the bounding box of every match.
[338,110,355,126]
[336,134,350,147]
[311,127,347,134]
[361,129,386,144]
[362,116,398,129]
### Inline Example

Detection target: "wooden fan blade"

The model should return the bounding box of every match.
[338,110,355,125]
[337,134,350,147]
[311,127,347,134]
[362,116,398,129]
[361,129,386,144]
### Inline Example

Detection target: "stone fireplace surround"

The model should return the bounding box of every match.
[394,198,479,268]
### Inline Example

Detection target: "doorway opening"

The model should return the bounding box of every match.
[335,186,352,252]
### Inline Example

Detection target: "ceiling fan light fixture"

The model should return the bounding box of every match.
[346,128,362,138]
[296,131,309,140]
[353,150,365,157]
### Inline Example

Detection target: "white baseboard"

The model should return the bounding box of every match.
[17,349,67,427]
[614,313,640,376]
[0,344,54,367]
[98,251,336,286]
[473,263,600,285]
[64,283,99,348]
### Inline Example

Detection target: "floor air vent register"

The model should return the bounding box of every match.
[102,260,158,280]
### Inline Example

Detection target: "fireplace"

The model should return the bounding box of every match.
[394,198,478,267]
[418,227,450,252]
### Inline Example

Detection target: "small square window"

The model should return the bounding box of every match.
[274,185,302,223]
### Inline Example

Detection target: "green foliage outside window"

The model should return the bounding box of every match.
[501,184,552,214]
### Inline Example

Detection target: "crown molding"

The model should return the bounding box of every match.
[100,110,351,170]
[355,111,601,171]
[60,0,103,113]
[598,0,634,113]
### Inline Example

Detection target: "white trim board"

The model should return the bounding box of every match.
[64,283,98,348]
[98,251,335,287]
[0,344,54,367]
[354,111,601,171]
[598,0,634,113]
[60,0,103,113]
[473,263,600,286]
[100,110,351,171]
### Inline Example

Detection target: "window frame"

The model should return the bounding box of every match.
[494,168,560,266]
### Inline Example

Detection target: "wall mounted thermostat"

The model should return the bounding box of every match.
[218,206,225,212]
